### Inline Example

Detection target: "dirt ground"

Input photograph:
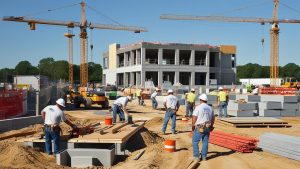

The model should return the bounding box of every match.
[1,99,300,169]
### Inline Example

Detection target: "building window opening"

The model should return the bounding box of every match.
[163,72,175,85]
[162,49,175,65]
[179,50,191,65]
[145,49,158,64]
[195,51,206,66]
[195,72,206,85]
[179,72,191,85]
[118,53,124,67]
[145,71,158,86]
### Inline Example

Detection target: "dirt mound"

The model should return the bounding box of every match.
[0,141,68,169]
[145,117,163,128]
[126,127,164,152]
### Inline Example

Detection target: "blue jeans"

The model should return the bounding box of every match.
[45,126,60,154]
[192,127,210,159]
[186,102,194,117]
[151,98,158,109]
[218,101,228,118]
[112,104,125,123]
[161,109,176,133]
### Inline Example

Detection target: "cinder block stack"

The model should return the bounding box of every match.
[258,132,300,161]
[227,101,257,117]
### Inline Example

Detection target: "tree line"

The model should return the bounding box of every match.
[237,63,300,81]
[0,57,102,83]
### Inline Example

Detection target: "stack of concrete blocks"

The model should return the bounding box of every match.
[259,95,299,117]
[258,132,300,161]
[227,95,258,117]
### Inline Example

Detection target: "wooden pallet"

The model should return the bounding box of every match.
[217,117,290,128]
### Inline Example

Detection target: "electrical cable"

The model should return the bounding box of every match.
[86,4,123,26]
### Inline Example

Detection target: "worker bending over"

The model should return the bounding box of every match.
[185,88,196,117]
[161,89,180,135]
[218,87,228,118]
[192,94,215,162]
[112,96,132,123]
[151,88,160,109]
[41,98,77,155]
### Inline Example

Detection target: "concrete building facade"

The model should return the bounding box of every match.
[103,42,236,87]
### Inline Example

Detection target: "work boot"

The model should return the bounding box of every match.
[193,157,200,162]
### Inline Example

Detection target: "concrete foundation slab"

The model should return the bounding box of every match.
[259,110,281,117]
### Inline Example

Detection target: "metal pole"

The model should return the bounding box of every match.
[36,91,40,116]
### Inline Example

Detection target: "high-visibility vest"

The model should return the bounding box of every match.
[186,93,196,103]
[218,91,227,102]
[136,89,141,97]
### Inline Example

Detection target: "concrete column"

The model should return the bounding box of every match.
[136,72,141,85]
[158,48,163,65]
[130,51,134,66]
[174,71,179,84]
[191,71,195,87]
[124,73,129,87]
[141,48,145,66]
[158,70,162,87]
[124,53,128,67]
[190,50,195,66]
[175,49,179,65]
[219,52,222,85]
[206,50,210,66]
[130,72,134,86]
[141,70,145,87]
[136,49,141,65]
[206,72,210,86]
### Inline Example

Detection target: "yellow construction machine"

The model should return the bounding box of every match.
[281,77,300,89]
[69,86,109,108]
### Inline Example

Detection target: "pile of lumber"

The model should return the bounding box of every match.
[258,133,300,161]
[209,130,258,153]
[217,117,290,128]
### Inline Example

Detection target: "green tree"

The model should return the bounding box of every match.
[38,57,55,79]
[0,68,15,82]
[88,62,102,82]
[15,61,38,75]
[281,63,300,78]
[52,60,68,80]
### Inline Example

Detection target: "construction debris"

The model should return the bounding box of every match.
[209,130,258,153]
[258,132,300,161]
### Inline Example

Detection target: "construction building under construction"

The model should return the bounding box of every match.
[103,42,237,87]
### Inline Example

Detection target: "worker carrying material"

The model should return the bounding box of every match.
[112,96,132,123]
[185,88,196,117]
[161,89,180,135]
[192,94,215,162]
[41,98,77,155]
[218,87,228,118]
[151,88,161,109]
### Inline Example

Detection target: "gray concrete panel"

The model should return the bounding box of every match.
[258,102,282,110]
[247,95,261,102]
[260,95,298,102]
[71,156,93,168]
[227,110,255,117]
[0,116,43,133]
[282,103,299,110]
[281,110,296,117]
[259,110,281,117]
[228,101,257,110]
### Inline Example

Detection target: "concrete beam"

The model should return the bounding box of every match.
[0,116,43,133]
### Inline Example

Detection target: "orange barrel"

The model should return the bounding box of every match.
[164,139,176,152]
[104,117,113,125]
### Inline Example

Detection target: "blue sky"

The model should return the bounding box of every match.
[0,0,299,69]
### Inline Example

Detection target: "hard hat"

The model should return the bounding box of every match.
[56,98,66,107]
[167,89,173,94]
[191,88,195,92]
[218,87,223,90]
[199,94,208,101]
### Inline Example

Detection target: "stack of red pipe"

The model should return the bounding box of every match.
[209,130,259,153]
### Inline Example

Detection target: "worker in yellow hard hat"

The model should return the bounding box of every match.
[185,88,196,117]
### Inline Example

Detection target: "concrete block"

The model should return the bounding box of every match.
[282,103,299,110]
[228,95,236,100]
[247,95,261,102]
[228,101,257,110]
[259,110,281,117]
[281,110,296,117]
[260,95,298,103]
[0,116,43,133]
[207,95,218,101]
[71,156,93,168]
[227,110,255,117]
[258,102,282,110]
[296,111,300,116]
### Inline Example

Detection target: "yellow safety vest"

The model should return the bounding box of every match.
[136,89,141,97]
[218,91,227,102]
[187,93,196,103]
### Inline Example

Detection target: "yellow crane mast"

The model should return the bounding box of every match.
[160,0,300,86]
[3,0,147,86]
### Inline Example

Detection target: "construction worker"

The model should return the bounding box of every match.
[41,98,77,155]
[192,94,215,162]
[185,88,196,117]
[151,88,160,109]
[136,88,142,105]
[218,87,228,118]
[112,95,132,123]
[161,89,180,135]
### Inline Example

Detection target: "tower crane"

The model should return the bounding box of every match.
[3,1,147,86]
[160,0,300,86]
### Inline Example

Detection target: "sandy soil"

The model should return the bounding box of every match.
[0,98,300,169]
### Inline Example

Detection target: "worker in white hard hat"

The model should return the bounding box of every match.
[161,89,180,135]
[217,86,228,118]
[41,98,77,156]
[192,94,215,162]
[185,88,196,117]
[112,95,132,123]
[151,87,161,109]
